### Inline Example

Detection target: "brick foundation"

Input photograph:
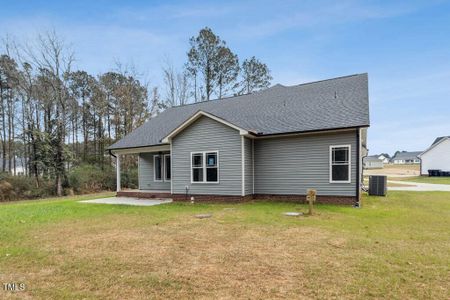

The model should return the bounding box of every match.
[117,191,171,199]
[171,194,253,203]
[172,193,356,205]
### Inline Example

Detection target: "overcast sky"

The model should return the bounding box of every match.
[1,0,449,155]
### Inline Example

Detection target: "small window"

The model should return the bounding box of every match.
[206,152,218,182]
[191,151,219,183]
[330,145,351,183]
[154,155,162,181]
[164,154,171,181]
[192,153,204,182]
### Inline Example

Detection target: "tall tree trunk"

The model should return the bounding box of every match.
[1,86,7,173]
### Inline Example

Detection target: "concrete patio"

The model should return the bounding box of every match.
[80,197,173,206]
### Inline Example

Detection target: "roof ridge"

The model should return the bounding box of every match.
[285,73,367,89]
[166,73,367,110]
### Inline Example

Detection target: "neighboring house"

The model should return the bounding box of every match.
[391,151,421,164]
[418,136,450,175]
[363,155,383,169]
[108,74,370,205]
[377,154,390,164]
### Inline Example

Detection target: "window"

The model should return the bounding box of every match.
[164,154,171,181]
[154,155,162,181]
[192,153,203,182]
[330,145,351,183]
[206,152,218,182]
[191,151,219,183]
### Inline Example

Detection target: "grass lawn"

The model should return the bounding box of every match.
[391,176,450,185]
[1,192,449,299]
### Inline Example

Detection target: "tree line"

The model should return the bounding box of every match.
[0,27,272,196]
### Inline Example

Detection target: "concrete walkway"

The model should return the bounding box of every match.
[388,180,450,192]
[80,197,173,206]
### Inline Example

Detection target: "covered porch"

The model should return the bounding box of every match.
[111,144,172,197]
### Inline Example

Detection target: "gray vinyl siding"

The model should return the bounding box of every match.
[172,116,242,195]
[254,130,357,196]
[138,152,171,191]
[244,137,253,195]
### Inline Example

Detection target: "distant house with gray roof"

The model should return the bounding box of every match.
[108,74,370,205]
[391,151,422,164]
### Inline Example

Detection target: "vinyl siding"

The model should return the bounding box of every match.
[254,130,357,196]
[172,116,242,195]
[138,152,171,191]
[244,137,253,195]
[421,138,450,175]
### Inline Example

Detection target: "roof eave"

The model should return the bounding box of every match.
[254,124,369,138]
[419,136,449,157]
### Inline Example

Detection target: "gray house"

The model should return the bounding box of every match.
[391,151,421,164]
[363,155,383,169]
[108,74,370,205]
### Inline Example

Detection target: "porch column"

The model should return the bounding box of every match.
[116,154,121,192]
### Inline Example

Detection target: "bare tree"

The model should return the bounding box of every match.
[25,30,74,196]
[162,59,190,107]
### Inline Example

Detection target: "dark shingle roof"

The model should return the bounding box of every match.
[432,136,450,146]
[392,151,422,160]
[109,73,370,150]
[363,155,382,162]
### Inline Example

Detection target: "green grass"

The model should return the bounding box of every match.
[0,192,449,299]
[392,176,450,185]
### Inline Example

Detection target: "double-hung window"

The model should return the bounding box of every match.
[191,151,219,183]
[330,145,351,183]
[154,155,162,181]
[154,154,171,182]
[164,154,171,181]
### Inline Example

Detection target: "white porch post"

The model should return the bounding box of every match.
[116,154,121,192]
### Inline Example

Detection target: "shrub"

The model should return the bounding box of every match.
[68,164,112,193]
[0,172,55,200]
[121,167,138,189]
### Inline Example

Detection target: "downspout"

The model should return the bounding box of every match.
[108,149,116,159]
[355,128,361,208]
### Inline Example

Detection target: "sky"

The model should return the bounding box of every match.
[1,0,450,155]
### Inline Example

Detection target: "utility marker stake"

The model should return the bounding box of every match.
[306,189,317,216]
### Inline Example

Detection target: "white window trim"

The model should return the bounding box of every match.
[153,155,163,182]
[164,154,171,182]
[241,136,245,196]
[190,151,219,184]
[170,144,173,193]
[329,144,351,184]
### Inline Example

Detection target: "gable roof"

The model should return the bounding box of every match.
[419,136,450,157]
[363,155,383,162]
[432,136,450,146]
[392,151,422,160]
[161,110,251,143]
[108,73,370,150]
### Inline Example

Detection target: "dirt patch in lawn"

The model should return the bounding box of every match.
[365,164,420,177]
[4,214,359,299]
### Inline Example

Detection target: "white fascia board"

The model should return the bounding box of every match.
[111,144,170,155]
